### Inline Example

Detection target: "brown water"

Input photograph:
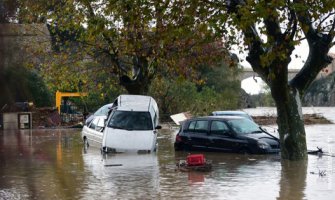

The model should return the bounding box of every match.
[0,126,334,200]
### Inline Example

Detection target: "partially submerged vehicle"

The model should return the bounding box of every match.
[82,94,161,153]
[82,115,107,147]
[84,103,114,126]
[102,95,161,153]
[82,103,116,147]
[174,116,280,154]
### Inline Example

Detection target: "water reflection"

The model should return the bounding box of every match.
[0,124,334,200]
[278,160,307,200]
[0,129,84,200]
[81,149,160,199]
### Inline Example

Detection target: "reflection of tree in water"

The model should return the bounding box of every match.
[278,160,307,200]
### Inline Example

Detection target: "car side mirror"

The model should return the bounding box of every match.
[155,125,162,129]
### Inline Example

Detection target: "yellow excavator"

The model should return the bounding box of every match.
[55,90,87,114]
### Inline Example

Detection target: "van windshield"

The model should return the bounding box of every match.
[108,111,153,130]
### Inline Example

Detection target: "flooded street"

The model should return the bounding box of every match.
[1,108,335,199]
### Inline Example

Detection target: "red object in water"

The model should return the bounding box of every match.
[187,154,205,166]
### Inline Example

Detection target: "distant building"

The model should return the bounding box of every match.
[318,53,335,78]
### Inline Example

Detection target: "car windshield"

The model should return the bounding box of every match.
[227,118,262,135]
[108,111,153,130]
[94,104,111,116]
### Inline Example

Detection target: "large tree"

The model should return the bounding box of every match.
[205,0,335,160]
[18,0,222,94]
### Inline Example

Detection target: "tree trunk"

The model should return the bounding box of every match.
[119,56,152,95]
[271,84,307,160]
[119,74,150,94]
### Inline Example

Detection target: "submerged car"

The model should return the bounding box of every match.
[211,110,253,121]
[84,103,115,126]
[174,116,280,154]
[82,115,107,148]
[82,102,117,148]
[102,94,161,153]
[82,94,161,153]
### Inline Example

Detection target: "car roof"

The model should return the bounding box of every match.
[188,115,245,121]
[212,110,249,115]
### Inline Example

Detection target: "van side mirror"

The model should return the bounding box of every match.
[155,125,162,129]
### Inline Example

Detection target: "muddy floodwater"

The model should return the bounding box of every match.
[1,113,335,199]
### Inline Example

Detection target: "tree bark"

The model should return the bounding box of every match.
[119,56,153,95]
[267,61,307,160]
[119,75,150,95]
[272,85,307,160]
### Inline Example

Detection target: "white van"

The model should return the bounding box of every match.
[102,95,161,153]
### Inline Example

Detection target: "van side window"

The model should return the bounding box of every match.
[211,121,229,136]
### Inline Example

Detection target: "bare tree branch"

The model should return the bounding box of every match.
[263,7,282,42]
[328,14,335,37]
[290,0,334,94]
[293,0,316,44]
[284,6,298,41]
[317,12,335,30]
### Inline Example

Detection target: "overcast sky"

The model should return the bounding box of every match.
[241,40,335,94]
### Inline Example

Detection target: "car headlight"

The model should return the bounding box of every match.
[257,141,270,149]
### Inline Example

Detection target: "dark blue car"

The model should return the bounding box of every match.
[174,116,280,154]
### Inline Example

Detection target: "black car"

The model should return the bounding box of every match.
[174,116,280,154]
